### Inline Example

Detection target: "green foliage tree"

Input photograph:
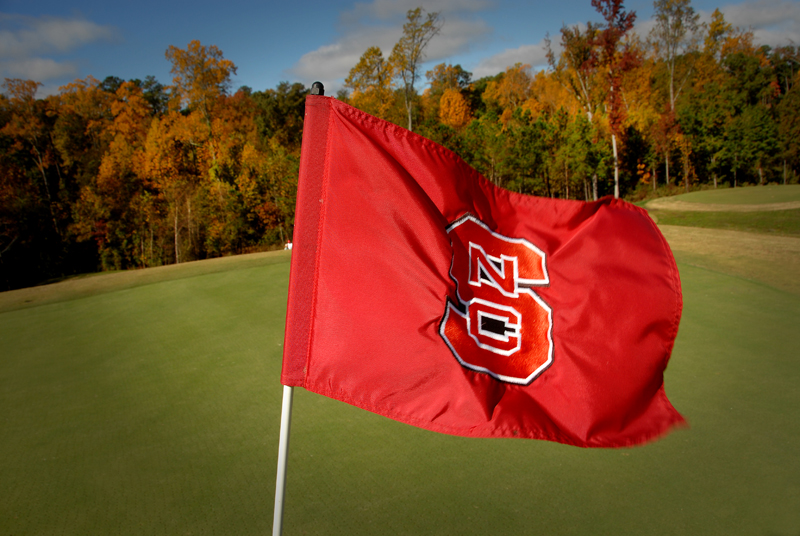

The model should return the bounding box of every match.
[252,81,309,149]
[776,74,800,183]
[547,22,604,198]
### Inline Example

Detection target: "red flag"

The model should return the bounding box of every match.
[282,95,685,448]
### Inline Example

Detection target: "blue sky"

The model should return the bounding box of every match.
[2,0,798,96]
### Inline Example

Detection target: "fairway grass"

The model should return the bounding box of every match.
[644,185,800,238]
[1,230,799,535]
[669,184,800,205]
[648,209,800,239]
[659,225,800,296]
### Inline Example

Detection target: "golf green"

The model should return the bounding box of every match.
[1,242,798,534]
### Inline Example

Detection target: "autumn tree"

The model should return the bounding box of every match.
[0,79,61,233]
[52,76,114,187]
[547,24,602,122]
[776,73,800,183]
[547,23,605,198]
[592,0,639,198]
[0,80,73,287]
[424,63,471,120]
[389,8,443,131]
[72,81,154,269]
[483,63,533,123]
[677,9,733,188]
[345,46,396,121]
[524,70,582,119]
[439,89,472,129]
[650,0,700,113]
[166,40,237,121]
[426,63,471,94]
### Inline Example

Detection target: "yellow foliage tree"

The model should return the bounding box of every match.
[483,63,532,124]
[424,62,472,122]
[439,88,471,129]
[165,40,237,121]
[523,70,581,120]
[345,46,396,121]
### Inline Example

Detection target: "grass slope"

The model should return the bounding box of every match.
[1,236,799,535]
[668,184,800,205]
[650,209,800,238]
[646,185,800,237]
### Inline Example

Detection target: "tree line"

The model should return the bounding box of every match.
[342,2,799,202]
[1,0,798,290]
[1,42,307,289]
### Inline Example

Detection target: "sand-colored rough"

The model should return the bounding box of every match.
[659,225,800,296]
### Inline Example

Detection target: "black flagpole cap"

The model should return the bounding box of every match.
[311,81,324,96]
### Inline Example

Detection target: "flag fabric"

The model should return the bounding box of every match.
[281,95,685,448]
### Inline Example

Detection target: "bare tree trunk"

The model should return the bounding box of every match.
[758,165,763,185]
[545,172,552,198]
[784,159,788,185]
[665,152,670,186]
[592,173,598,201]
[712,154,718,188]
[32,147,61,236]
[174,208,180,264]
[187,198,192,257]
[652,163,657,192]
[684,162,690,193]
[405,96,413,132]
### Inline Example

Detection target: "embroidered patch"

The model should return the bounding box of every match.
[440,214,553,385]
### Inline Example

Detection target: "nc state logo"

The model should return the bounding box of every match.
[439,214,553,384]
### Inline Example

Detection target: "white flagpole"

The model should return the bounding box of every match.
[273,79,323,536]
[272,385,294,536]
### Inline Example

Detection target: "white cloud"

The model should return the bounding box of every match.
[0,13,116,82]
[290,25,402,93]
[720,0,800,47]
[289,0,492,92]
[633,17,658,41]
[2,57,78,80]
[471,38,552,79]
[343,0,491,23]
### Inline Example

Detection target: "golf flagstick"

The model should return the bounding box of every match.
[272,385,294,536]
[272,80,325,536]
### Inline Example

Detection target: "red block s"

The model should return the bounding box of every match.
[441,214,553,385]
